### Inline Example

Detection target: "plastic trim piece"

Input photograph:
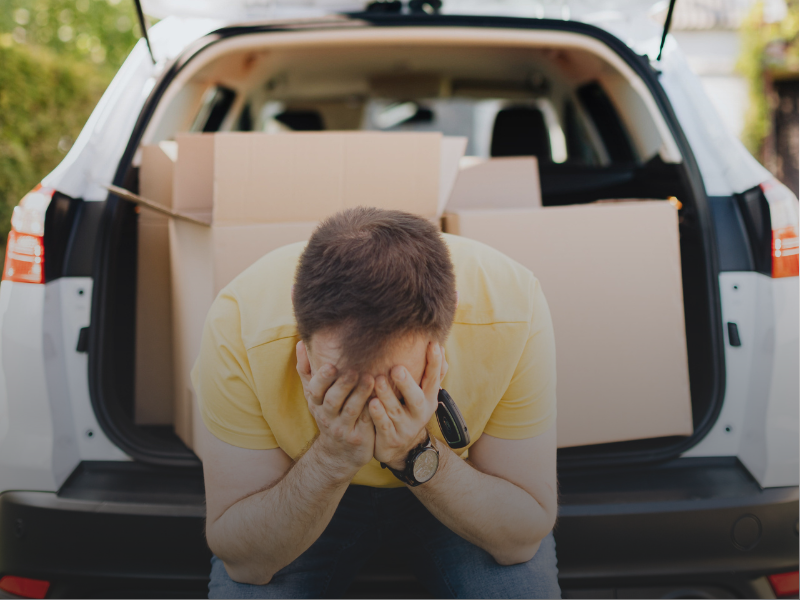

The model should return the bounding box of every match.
[708,196,756,272]
[43,192,81,283]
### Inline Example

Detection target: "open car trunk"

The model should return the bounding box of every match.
[89,14,724,470]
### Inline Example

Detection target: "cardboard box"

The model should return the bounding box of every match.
[173,132,467,224]
[447,157,541,211]
[134,142,178,425]
[161,131,466,450]
[443,201,693,448]
[140,141,177,208]
[169,220,320,453]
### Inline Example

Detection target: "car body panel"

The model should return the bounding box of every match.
[0,279,127,495]
[56,279,129,464]
[0,282,64,492]
[657,38,772,197]
[139,0,667,48]
[685,272,799,489]
[752,275,799,488]
[684,273,767,460]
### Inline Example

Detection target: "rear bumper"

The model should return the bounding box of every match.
[0,459,797,598]
[0,463,211,598]
[556,460,799,581]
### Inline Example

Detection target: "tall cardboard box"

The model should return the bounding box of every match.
[443,202,693,448]
[170,132,466,452]
[447,157,541,211]
[134,142,178,425]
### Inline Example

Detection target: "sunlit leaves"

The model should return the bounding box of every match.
[0,0,138,68]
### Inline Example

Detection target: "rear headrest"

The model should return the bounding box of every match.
[275,110,325,131]
[490,106,552,162]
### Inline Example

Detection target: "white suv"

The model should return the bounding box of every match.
[0,2,797,598]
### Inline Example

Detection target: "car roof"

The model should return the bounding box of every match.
[142,0,659,19]
[141,0,665,50]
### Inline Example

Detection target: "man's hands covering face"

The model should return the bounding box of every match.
[296,342,376,476]
[369,342,448,471]
[296,341,447,476]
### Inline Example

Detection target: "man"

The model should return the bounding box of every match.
[196,207,559,599]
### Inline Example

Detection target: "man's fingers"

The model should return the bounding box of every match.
[340,374,375,425]
[440,344,449,381]
[369,397,396,434]
[419,342,443,398]
[359,402,373,424]
[306,363,338,406]
[391,365,428,418]
[375,375,405,421]
[321,370,359,415]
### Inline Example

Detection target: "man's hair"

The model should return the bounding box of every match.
[293,207,457,370]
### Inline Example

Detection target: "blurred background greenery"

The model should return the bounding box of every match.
[739,0,798,191]
[740,1,798,152]
[0,0,138,262]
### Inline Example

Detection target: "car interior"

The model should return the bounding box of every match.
[147,40,687,207]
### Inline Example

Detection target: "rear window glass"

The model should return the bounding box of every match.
[237,94,630,168]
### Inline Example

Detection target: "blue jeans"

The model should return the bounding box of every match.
[208,484,561,599]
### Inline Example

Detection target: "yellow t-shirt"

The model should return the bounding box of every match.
[192,233,556,488]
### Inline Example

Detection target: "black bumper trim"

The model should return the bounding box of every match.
[0,459,797,597]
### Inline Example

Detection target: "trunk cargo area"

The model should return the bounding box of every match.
[88,17,724,470]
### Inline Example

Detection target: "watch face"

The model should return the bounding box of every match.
[413,448,439,483]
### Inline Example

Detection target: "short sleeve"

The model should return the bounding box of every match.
[483,277,557,439]
[191,290,279,450]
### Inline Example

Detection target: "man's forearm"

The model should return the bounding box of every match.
[206,441,353,585]
[411,438,555,565]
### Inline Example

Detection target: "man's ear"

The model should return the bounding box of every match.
[296,340,311,376]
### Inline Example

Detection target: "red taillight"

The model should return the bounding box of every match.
[769,571,799,598]
[4,230,45,283]
[772,226,799,278]
[0,575,51,599]
[761,180,799,278]
[2,185,53,285]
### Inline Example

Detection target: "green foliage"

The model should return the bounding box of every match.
[0,0,139,260]
[1,0,139,72]
[738,1,799,157]
[0,44,108,228]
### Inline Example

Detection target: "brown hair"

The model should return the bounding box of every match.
[293,207,457,370]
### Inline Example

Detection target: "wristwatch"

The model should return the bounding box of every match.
[380,433,440,487]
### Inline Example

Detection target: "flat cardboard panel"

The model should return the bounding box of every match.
[212,222,320,294]
[447,157,541,211]
[134,217,174,425]
[443,201,693,448]
[140,142,177,213]
[169,220,320,448]
[177,132,463,225]
[213,133,346,224]
[342,133,440,214]
[174,133,214,214]
[438,137,469,215]
[170,219,214,447]
[134,142,179,425]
